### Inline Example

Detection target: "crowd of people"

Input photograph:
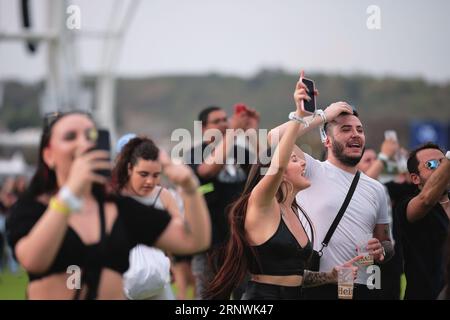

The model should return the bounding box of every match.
[1,72,449,300]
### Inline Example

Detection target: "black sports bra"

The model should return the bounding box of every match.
[6,195,171,299]
[248,209,313,276]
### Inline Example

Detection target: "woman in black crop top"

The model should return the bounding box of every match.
[205,72,360,300]
[6,111,211,299]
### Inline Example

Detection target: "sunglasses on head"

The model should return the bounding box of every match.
[424,159,441,170]
[43,110,92,130]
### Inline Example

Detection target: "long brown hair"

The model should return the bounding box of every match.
[203,160,309,300]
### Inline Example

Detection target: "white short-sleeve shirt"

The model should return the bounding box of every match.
[296,153,391,285]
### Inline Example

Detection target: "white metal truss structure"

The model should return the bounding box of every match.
[0,0,141,143]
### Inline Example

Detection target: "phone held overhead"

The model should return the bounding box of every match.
[300,73,316,115]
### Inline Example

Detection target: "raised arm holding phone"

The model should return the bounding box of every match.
[396,144,450,299]
[359,134,400,180]
[204,71,361,300]
[6,112,211,300]
[269,70,393,300]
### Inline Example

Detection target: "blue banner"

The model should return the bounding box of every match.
[409,121,448,150]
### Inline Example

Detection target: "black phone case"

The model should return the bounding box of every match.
[302,78,316,113]
[94,129,111,178]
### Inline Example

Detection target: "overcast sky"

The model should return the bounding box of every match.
[1,0,449,83]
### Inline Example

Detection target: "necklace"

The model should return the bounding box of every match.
[440,199,450,205]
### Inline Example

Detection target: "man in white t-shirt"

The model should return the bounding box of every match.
[296,107,393,299]
[265,99,392,299]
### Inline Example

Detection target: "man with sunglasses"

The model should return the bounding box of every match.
[396,142,450,299]
[185,105,259,299]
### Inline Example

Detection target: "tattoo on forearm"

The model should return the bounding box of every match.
[303,270,335,288]
[381,240,394,263]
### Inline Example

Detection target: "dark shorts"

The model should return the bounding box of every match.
[241,281,302,300]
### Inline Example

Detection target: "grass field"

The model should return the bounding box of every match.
[0,269,404,300]
[0,269,28,300]
[0,269,196,300]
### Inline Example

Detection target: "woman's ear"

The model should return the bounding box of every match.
[127,163,133,176]
[43,146,55,169]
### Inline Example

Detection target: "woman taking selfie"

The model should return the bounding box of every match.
[6,111,210,299]
[205,72,360,300]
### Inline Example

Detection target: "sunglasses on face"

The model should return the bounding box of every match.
[424,159,441,170]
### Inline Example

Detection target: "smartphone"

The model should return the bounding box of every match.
[384,130,398,142]
[92,128,111,178]
[300,77,316,114]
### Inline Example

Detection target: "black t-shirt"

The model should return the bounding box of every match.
[384,182,418,265]
[378,182,417,299]
[186,142,252,247]
[385,182,418,208]
[396,192,449,300]
[0,201,6,213]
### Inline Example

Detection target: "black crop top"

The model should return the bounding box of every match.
[248,212,313,276]
[6,195,171,299]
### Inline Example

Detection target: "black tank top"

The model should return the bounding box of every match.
[248,209,313,276]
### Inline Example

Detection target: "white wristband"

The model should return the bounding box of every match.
[58,186,83,213]
[378,153,389,163]
[312,109,328,143]
[446,151,450,160]
[288,112,309,128]
[314,109,327,124]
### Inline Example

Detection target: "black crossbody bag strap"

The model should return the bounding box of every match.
[317,171,361,256]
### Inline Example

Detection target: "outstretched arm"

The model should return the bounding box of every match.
[365,139,399,179]
[406,157,450,222]
[197,110,259,179]
[196,127,236,179]
[268,93,354,161]
[250,73,314,209]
